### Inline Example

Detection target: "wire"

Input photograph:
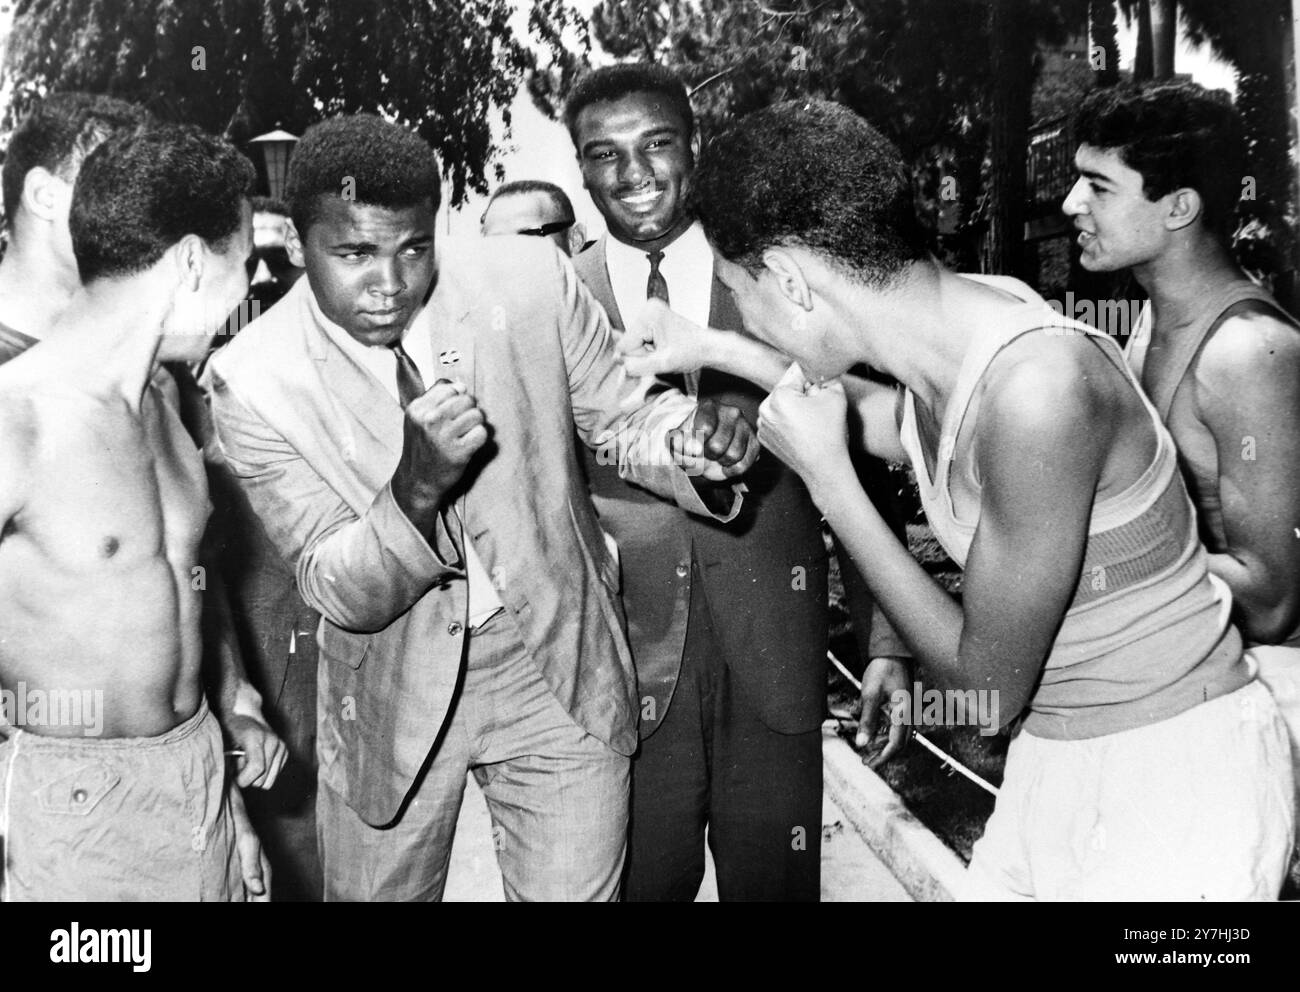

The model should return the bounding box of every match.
[826,649,999,798]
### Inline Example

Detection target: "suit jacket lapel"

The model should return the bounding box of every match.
[708,268,742,333]
[416,271,477,523]
[579,237,625,332]
[419,291,477,399]
[302,299,404,472]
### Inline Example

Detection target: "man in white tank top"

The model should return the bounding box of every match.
[1064,83,1300,851]
[623,99,1294,899]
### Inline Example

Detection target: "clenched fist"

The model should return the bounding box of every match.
[391,379,489,530]
[669,398,760,482]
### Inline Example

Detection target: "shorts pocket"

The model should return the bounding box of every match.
[36,761,121,815]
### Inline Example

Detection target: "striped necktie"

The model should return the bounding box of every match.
[646,249,696,394]
[389,338,426,409]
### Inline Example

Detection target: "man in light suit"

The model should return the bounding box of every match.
[206,114,758,901]
[565,64,911,901]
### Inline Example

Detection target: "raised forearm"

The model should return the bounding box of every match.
[296,482,459,633]
[709,328,789,391]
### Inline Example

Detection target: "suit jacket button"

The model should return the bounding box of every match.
[447,621,464,636]
[675,562,689,578]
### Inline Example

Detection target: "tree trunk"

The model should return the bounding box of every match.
[1090,0,1120,85]
[1133,0,1153,80]
[984,0,1036,279]
[1150,0,1176,78]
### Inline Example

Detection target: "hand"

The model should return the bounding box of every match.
[225,710,288,790]
[618,298,711,378]
[669,398,759,482]
[228,784,271,901]
[757,361,852,499]
[391,379,489,522]
[857,656,912,769]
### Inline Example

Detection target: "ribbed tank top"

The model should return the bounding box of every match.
[899,274,1249,739]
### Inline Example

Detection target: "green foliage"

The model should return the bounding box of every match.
[3,0,588,205]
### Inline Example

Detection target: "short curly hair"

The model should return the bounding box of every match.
[70,123,255,283]
[692,100,927,288]
[286,114,442,236]
[2,92,150,232]
[563,63,694,142]
[1073,82,1245,239]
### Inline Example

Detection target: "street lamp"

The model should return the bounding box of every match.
[249,128,298,201]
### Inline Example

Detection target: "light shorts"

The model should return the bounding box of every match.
[1249,643,1300,837]
[0,697,244,901]
[961,679,1295,901]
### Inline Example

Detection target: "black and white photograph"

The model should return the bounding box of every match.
[0,0,1296,962]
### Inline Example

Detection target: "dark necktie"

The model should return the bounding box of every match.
[390,336,466,560]
[646,250,670,305]
[645,249,696,394]
[389,338,426,409]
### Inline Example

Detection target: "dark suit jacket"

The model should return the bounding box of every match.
[209,237,720,826]
[575,235,832,737]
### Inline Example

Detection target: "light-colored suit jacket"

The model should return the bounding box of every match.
[208,236,717,826]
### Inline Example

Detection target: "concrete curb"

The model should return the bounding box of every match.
[822,725,968,902]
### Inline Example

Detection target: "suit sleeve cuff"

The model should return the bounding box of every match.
[377,481,465,577]
[670,471,746,523]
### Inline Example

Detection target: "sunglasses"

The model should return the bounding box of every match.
[517,219,575,238]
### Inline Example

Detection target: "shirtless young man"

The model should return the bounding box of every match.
[0,123,262,900]
[1063,82,1300,824]
[632,99,1294,899]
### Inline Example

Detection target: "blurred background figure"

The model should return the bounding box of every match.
[247,195,303,311]
[0,92,148,359]
[481,179,585,256]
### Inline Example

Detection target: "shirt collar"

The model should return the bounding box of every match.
[307,284,422,366]
[605,219,710,268]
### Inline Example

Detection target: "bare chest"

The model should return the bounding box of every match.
[13,388,209,572]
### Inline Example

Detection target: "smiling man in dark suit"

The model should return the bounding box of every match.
[565,64,910,901]
[206,113,758,901]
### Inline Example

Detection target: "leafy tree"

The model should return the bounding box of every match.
[1178,0,1297,297]
[3,0,587,205]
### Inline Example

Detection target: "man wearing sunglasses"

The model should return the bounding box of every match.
[247,197,305,311]
[481,179,586,257]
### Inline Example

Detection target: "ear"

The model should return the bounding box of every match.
[760,247,813,311]
[285,219,306,267]
[20,166,69,224]
[1165,187,1203,232]
[689,127,701,164]
[566,221,587,256]
[173,234,205,292]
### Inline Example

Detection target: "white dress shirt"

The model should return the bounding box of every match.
[312,294,503,628]
[605,220,714,392]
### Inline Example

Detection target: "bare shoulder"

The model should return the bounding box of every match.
[967,333,1110,519]
[1197,305,1300,391]
[979,331,1107,433]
